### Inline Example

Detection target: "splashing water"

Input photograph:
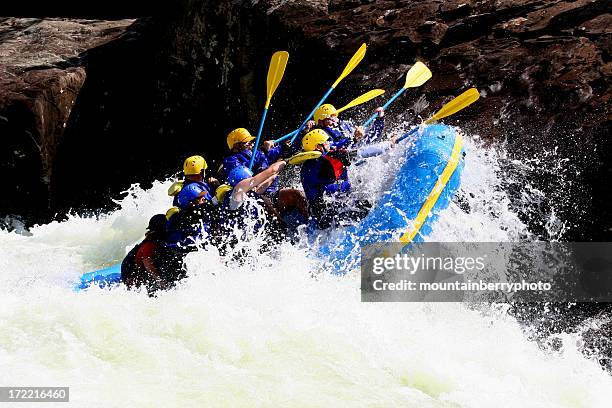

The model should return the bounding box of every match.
[1,130,611,407]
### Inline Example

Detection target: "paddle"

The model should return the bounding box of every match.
[396,88,480,143]
[249,51,289,171]
[286,151,323,165]
[275,88,384,144]
[336,89,385,114]
[273,43,367,144]
[287,88,480,167]
[362,61,432,128]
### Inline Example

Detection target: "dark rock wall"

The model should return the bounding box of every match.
[0,18,134,222]
[52,19,160,215]
[51,0,350,218]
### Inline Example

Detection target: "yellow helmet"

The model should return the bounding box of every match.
[227,128,255,149]
[165,207,180,221]
[215,184,233,203]
[313,104,337,123]
[302,129,330,152]
[183,155,208,175]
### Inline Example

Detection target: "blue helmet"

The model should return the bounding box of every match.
[227,166,253,187]
[177,183,207,209]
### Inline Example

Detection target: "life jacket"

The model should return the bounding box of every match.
[222,150,267,179]
[300,151,351,204]
[316,121,354,149]
[322,155,345,180]
[165,201,216,249]
[121,238,161,289]
[222,149,282,195]
[171,180,213,207]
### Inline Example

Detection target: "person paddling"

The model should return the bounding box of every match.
[216,162,288,252]
[161,181,222,284]
[121,214,169,293]
[169,155,218,207]
[221,128,286,186]
[301,104,385,149]
[222,127,308,224]
[167,182,218,250]
[299,129,396,229]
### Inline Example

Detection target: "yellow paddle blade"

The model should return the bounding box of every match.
[425,88,480,124]
[265,51,289,109]
[331,43,367,89]
[336,89,385,114]
[404,61,432,88]
[287,151,322,165]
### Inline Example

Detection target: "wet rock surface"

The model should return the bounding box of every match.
[0,18,135,221]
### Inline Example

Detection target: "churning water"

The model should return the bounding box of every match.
[1,129,611,407]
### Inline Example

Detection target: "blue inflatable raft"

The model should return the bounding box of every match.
[75,124,464,289]
[74,263,122,291]
[317,123,464,271]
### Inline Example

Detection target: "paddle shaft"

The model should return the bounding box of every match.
[396,126,419,143]
[362,87,407,128]
[249,108,268,170]
[276,44,367,144]
[274,128,297,144]
[288,87,335,144]
[274,87,381,143]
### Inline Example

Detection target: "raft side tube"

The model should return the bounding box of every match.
[319,124,465,271]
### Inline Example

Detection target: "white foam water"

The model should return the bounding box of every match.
[1,131,611,407]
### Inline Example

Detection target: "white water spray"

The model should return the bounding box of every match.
[1,131,611,407]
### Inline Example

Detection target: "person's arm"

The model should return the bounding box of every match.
[366,115,385,143]
[339,120,365,146]
[356,141,392,158]
[330,137,351,150]
[231,161,286,206]
[255,175,278,194]
[263,141,283,163]
[352,126,365,144]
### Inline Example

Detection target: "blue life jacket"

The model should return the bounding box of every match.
[222,146,283,193]
[221,150,266,178]
[318,116,385,148]
[165,203,215,250]
[317,120,354,149]
[219,191,267,237]
[300,152,351,203]
[172,180,213,208]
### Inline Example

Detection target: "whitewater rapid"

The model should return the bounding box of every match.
[1,131,611,407]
